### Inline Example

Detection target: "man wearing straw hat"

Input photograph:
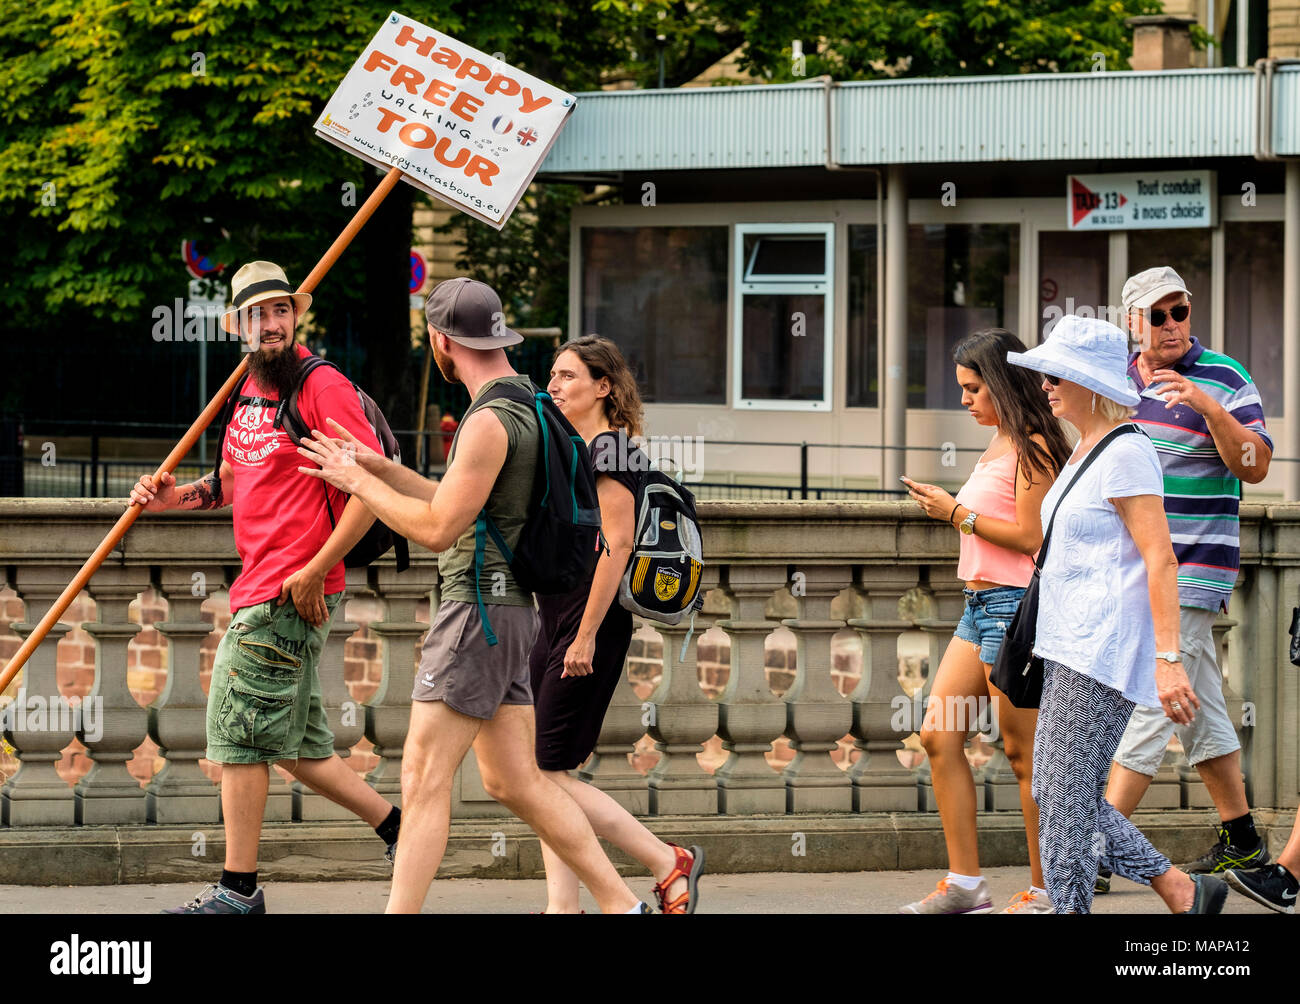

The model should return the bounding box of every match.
[130,261,402,914]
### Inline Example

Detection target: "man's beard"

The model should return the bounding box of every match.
[248,341,303,399]
[432,339,460,384]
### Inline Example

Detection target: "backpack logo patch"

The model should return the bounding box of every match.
[654,566,682,601]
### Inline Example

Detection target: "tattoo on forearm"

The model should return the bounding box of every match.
[178,473,224,510]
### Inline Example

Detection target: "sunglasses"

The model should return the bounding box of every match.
[1043,374,1061,387]
[1143,304,1189,326]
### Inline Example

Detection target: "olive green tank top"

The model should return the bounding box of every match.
[437,375,540,606]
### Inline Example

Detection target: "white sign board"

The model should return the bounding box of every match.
[1067,171,1216,231]
[314,11,576,229]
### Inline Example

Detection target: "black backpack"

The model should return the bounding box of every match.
[458,379,602,645]
[212,355,410,572]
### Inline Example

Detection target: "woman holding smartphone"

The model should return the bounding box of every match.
[899,328,1071,915]
[530,335,705,914]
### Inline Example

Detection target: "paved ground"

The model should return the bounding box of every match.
[0,866,1280,913]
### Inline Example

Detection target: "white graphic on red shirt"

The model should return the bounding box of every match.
[226,402,288,466]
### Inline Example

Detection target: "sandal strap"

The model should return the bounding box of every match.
[651,842,695,913]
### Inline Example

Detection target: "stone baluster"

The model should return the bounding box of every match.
[848,565,921,811]
[365,566,432,805]
[75,566,150,824]
[1,567,80,825]
[580,615,653,814]
[781,565,853,812]
[714,564,788,814]
[146,565,224,824]
[646,567,721,815]
[296,567,368,820]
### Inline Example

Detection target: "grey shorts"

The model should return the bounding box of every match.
[412,600,539,720]
[1113,606,1243,776]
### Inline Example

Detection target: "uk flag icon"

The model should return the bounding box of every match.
[516,127,538,146]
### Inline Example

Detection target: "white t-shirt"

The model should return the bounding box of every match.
[1033,429,1165,707]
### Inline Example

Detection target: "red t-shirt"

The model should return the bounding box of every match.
[222,344,383,611]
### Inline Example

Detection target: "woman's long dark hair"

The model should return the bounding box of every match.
[953,328,1071,487]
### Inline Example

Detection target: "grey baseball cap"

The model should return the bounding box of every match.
[424,277,522,348]
[1122,265,1192,311]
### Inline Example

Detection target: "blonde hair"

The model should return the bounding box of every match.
[1096,395,1135,422]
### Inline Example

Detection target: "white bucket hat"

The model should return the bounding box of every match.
[220,261,312,334]
[1006,314,1140,408]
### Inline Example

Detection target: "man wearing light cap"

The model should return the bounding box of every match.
[298,276,651,914]
[1098,265,1274,890]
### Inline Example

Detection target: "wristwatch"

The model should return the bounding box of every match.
[1155,651,1183,664]
[959,510,979,535]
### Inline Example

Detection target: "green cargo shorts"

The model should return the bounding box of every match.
[206,592,343,765]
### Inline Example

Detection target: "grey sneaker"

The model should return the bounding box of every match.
[999,889,1055,914]
[163,882,265,914]
[1183,873,1228,914]
[900,878,993,914]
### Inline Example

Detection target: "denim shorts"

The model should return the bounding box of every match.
[206,592,342,765]
[953,585,1027,665]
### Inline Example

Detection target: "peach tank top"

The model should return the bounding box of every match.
[954,450,1034,588]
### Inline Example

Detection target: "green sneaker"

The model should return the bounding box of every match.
[1183,826,1270,874]
[1095,867,1111,894]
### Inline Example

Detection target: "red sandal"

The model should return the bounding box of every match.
[652,842,705,914]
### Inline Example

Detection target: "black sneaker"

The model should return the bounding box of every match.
[1224,864,1299,914]
[163,883,266,914]
[1183,874,1228,914]
[1095,867,1111,894]
[1183,826,1270,874]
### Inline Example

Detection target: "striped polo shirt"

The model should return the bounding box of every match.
[1127,337,1273,612]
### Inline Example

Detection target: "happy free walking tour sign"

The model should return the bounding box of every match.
[314,11,576,229]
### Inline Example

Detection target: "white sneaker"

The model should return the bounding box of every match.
[899,877,993,914]
[999,889,1055,914]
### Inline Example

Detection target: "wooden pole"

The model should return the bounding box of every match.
[0,166,404,698]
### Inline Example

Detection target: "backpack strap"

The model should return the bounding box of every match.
[464,380,540,648]
[474,513,499,647]
[210,372,252,490]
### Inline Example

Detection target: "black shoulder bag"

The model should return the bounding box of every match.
[990,424,1140,708]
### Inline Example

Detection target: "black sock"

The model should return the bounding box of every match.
[375,805,401,846]
[220,869,257,898]
[1221,812,1258,847]
[1278,864,1300,890]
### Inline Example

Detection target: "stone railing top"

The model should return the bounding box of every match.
[4,499,1300,567]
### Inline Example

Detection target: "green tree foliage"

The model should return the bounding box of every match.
[601,0,1167,82]
[0,0,1178,425]
[0,0,642,423]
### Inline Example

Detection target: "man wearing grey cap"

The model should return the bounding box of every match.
[1097,265,1275,892]
[298,276,650,914]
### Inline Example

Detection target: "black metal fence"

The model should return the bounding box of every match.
[11,420,943,500]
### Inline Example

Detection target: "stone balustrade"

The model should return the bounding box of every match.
[1,498,1297,831]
